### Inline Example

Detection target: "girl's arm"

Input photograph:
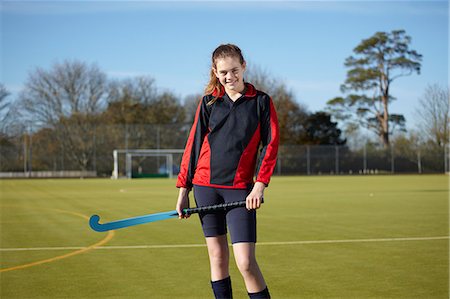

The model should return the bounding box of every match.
[176,187,190,218]
[176,97,210,190]
[248,96,279,210]
[255,96,280,187]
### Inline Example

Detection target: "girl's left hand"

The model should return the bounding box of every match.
[246,182,266,210]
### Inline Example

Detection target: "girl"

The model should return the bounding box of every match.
[176,44,279,299]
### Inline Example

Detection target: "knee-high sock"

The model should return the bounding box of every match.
[211,276,233,299]
[248,286,270,299]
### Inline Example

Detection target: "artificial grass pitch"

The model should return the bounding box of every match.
[1,175,448,298]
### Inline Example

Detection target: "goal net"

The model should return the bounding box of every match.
[112,149,184,179]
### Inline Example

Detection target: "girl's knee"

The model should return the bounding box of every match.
[207,238,229,267]
[210,251,229,268]
[235,255,257,274]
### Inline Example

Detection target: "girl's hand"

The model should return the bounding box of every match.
[176,187,190,219]
[246,182,266,210]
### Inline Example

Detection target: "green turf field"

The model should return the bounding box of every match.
[1,175,448,298]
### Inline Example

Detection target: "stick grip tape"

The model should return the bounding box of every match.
[182,200,247,215]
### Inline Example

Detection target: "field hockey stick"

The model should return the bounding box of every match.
[89,200,247,232]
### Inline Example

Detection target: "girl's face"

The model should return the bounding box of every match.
[214,56,246,94]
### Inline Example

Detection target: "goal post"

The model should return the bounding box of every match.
[112,149,184,179]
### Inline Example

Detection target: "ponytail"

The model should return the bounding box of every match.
[204,69,221,105]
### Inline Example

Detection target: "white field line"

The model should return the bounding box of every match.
[1,236,448,252]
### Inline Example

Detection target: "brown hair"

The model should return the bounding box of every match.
[205,44,246,105]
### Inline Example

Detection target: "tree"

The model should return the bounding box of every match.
[183,94,202,124]
[107,76,157,107]
[327,30,422,147]
[147,92,185,125]
[0,84,18,171]
[102,78,187,175]
[415,83,449,148]
[20,60,107,125]
[246,65,309,144]
[105,76,158,125]
[270,84,309,145]
[0,83,12,136]
[0,84,10,125]
[300,112,346,145]
[103,77,186,149]
[19,60,107,170]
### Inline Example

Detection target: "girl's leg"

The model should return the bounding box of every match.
[218,188,270,298]
[193,186,232,298]
[206,235,230,281]
[207,235,233,299]
[232,242,268,294]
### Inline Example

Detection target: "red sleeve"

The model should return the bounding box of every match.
[176,98,209,189]
[256,97,279,186]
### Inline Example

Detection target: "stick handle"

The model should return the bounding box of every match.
[183,200,247,215]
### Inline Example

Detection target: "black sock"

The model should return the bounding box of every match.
[211,276,233,299]
[248,286,270,299]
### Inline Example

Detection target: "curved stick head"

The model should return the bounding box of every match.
[89,215,105,232]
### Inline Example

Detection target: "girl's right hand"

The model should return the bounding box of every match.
[176,187,190,219]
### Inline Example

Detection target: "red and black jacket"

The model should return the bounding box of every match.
[177,83,279,190]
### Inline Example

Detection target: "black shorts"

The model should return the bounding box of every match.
[193,185,256,244]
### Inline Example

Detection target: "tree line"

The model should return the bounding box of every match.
[0,29,448,174]
[1,63,346,173]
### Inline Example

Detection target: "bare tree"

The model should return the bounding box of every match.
[183,94,202,124]
[0,83,11,132]
[416,83,449,148]
[245,64,280,96]
[246,65,309,144]
[20,60,106,126]
[107,76,157,106]
[19,60,107,171]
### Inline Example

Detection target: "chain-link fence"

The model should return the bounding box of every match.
[276,144,448,175]
[1,124,448,177]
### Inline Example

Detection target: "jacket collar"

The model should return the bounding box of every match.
[212,83,257,98]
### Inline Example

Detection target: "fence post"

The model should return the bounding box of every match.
[306,146,311,175]
[125,124,129,151]
[390,144,395,174]
[445,143,449,173]
[363,143,367,173]
[23,133,27,174]
[277,156,281,175]
[335,146,339,174]
[156,125,161,166]
[28,125,33,175]
[417,149,422,174]
[93,124,97,172]
[61,141,65,171]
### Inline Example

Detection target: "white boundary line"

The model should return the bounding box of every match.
[1,236,448,252]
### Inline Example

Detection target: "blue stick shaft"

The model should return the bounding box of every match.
[89,211,178,232]
[89,200,249,232]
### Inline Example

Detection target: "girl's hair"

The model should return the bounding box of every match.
[205,44,246,105]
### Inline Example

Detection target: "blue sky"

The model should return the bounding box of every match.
[1,1,448,130]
